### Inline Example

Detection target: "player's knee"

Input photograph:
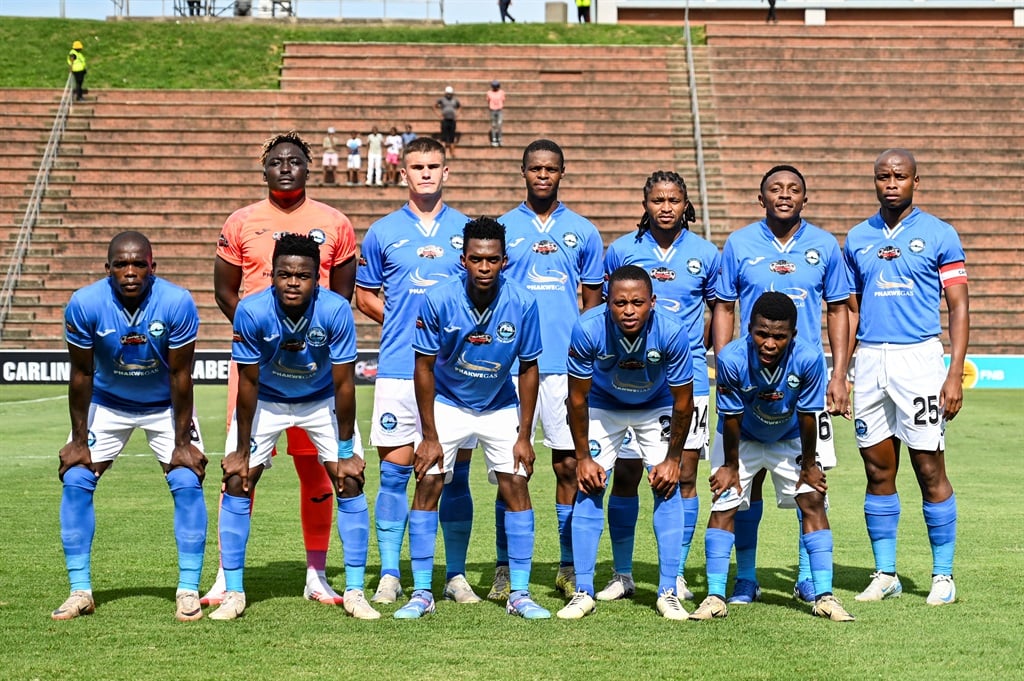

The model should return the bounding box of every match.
[336,475,363,498]
[63,465,98,492]
[165,466,201,492]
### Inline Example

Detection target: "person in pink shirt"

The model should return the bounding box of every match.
[487,80,507,148]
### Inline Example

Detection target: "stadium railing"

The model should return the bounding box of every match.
[683,1,711,242]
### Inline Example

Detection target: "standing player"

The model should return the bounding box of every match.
[690,292,854,622]
[713,165,851,604]
[207,131,357,607]
[355,137,479,606]
[596,170,719,603]
[393,217,549,620]
[557,265,695,621]
[210,234,370,621]
[844,148,967,606]
[53,231,207,622]
[491,138,604,600]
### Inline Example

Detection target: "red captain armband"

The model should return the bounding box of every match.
[939,261,968,288]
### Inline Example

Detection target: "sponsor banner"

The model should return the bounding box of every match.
[0,349,381,386]
[947,355,1024,389]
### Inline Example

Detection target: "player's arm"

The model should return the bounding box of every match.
[166,341,207,482]
[825,299,851,418]
[580,283,603,311]
[354,285,385,325]
[709,413,742,502]
[846,293,861,375]
[797,410,826,494]
[327,360,364,487]
[330,257,356,301]
[222,362,259,493]
[649,382,694,499]
[941,282,970,421]
[58,343,96,480]
[513,358,539,478]
[412,351,443,481]
[703,298,716,350]
[711,298,736,358]
[567,374,604,494]
[214,256,243,323]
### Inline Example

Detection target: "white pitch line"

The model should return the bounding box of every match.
[1,395,66,405]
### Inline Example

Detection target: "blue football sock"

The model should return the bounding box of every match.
[923,494,957,576]
[652,486,683,594]
[494,498,509,566]
[607,495,639,575]
[864,493,900,573]
[795,507,811,583]
[408,509,438,593]
[375,461,412,579]
[337,494,370,592]
[220,494,251,593]
[733,499,763,582]
[60,466,98,593]
[166,468,207,592]
[570,489,605,597]
[705,527,734,599]
[556,503,574,566]
[440,459,473,580]
[506,509,535,593]
[803,529,834,598]
[678,494,699,576]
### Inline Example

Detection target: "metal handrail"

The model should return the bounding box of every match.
[0,74,75,343]
[684,1,712,242]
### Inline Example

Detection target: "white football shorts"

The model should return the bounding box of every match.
[619,394,709,460]
[708,435,819,512]
[424,400,523,484]
[71,402,204,465]
[514,372,574,451]
[585,406,678,471]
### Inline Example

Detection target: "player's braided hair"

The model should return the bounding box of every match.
[463,215,507,253]
[635,170,695,242]
[751,291,798,331]
[260,131,312,165]
[272,233,321,274]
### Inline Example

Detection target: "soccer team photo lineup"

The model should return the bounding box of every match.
[49,133,970,625]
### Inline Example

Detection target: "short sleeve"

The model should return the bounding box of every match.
[518,295,543,363]
[63,292,94,349]
[167,290,200,349]
[355,226,384,289]
[230,303,262,365]
[716,238,739,302]
[566,318,595,379]
[412,294,441,356]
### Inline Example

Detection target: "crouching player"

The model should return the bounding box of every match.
[54,231,207,622]
[557,265,695,621]
[211,234,374,621]
[394,216,550,620]
[690,292,853,622]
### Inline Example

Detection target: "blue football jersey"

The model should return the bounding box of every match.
[604,228,720,396]
[232,286,357,403]
[356,203,469,378]
[716,219,849,350]
[843,207,967,344]
[413,273,542,412]
[500,202,604,374]
[715,335,826,443]
[64,276,199,412]
[567,304,694,411]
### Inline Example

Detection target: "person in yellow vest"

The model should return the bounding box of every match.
[67,40,87,102]
[576,0,591,23]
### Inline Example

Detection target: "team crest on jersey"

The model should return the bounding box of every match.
[450,235,464,250]
[281,338,307,352]
[646,348,663,365]
[306,327,327,347]
[909,238,925,253]
[467,332,492,345]
[687,258,702,275]
[659,415,672,441]
[877,246,901,261]
[786,374,801,389]
[854,418,868,436]
[218,234,230,248]
[532,240,559,255]
[757,390,785,402]
[804,249,821,266]
[562,232,579,249]
[588,439,601,458]
[417,245,444,259]
[651,267,676,282]
[148,320,166,338]
[120,332,148,346]
[380,412,398,432]
[769,260,796,274]
[496,321,517,343]
[308,229,326,245]
[619,358,645,370]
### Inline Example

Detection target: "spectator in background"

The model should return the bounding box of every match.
[346,131,362,186]
[384,126,404,186]
[487,81,506,148]
[187,0,202,15]
[498,0,515,23]
[321,127,339,185]
[366,126,385,187]
[400,125,418,185]
[765,0,778,23]
[576,0,592,23]
[67,40,87,102]
[435,86,461,159]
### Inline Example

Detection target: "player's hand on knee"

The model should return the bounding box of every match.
[648,460,681,499]
[170,443,208,483]
[221,450,251,493]
[576,456,606,494]
[512,440,536,479]
[709,466,740,502]
[413,439,443,482]
[336,456,366,485]
[799,465,827,494]
[58,441,94,481]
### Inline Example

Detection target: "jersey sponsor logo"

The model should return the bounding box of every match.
[752,403,792,425]
[380,412,398,431]
[148,320,166,338]
[646,348,663,365]
[659,298,682,313]
[531,239,559,255]
[443,324,462,333]
[450,235,464,250]
[650,266,676,282]
[391,239,410,249]
[618,358,645,370]
[308,229,327,245]
[874,272,914,296]
[877,245,901,261]
[908,238,925,253]
[120,332,148,346]
[466,332,492,345]
[588,439,601,458]
[263,333,280,342]
[306,327,327,347]
[597,352,617,361]
[417,245,444,259]
[786,373,801,389]
[770,284,809,307]
[611,374,654,392]
[857,243,875,255]
[114,353,160,374]
[508,237,526,249]
[854,418,868,436]
[272,358,318,377]
[455,352,502,376]
[96,328,116,337]
[757,390,785,402]
[659,414,672,441]
[769,260,796,274]
[562,232,579,249]
[746,256,765,266]
[495,321,517,343]
[686,258,702,275]
[281,338,307,352]
[527,265,568,287]
[804,249,821,266]
[409,269,450,289]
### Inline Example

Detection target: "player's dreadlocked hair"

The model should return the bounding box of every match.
[635,170,695,242]
[750,291,798,331]
[273,233,321,274]
[463,215,507,253]
[260,131,312,165]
